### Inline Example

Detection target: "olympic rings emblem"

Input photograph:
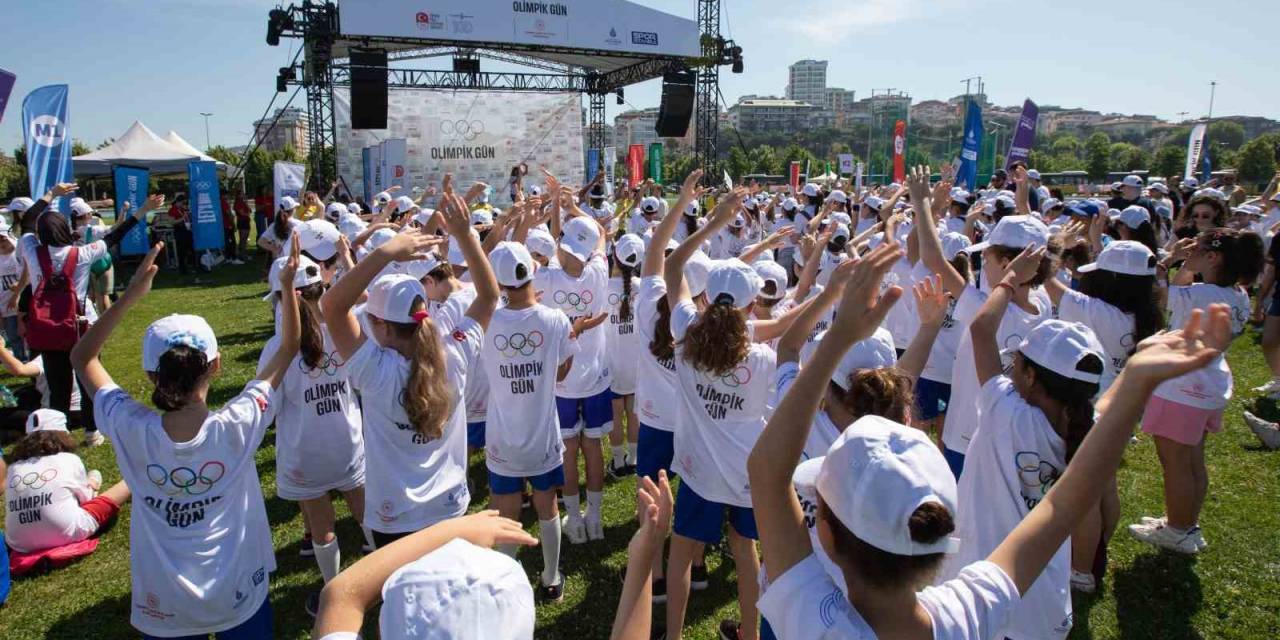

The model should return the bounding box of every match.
[146,461,226,497]
[9,468,58,491]
[299,351,345,378]
[440,119,485,141]
[718,365,752,388]
[608,293,622,306]
[552,290,594,313]
[493,331,544,358]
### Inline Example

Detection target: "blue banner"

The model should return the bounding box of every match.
[586,148,601,183]
[0,68,15,124]
[361,146,374,204]
[1201,152,1212,184]
[21,85,72,214]
[114,165,151,256]
[958,99,984,191]
[188,161,224,251]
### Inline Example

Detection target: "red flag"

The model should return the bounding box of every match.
[892,120,907,183]
[789,161,801,194]
[628,145,645,185]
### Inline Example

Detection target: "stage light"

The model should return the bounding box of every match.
[732,57,744,74]
[267,9,293,47]
[277,74,288,93]
[730,45,744,74]
[279,66,297,81]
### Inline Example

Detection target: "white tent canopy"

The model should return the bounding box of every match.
[73,121,225,176]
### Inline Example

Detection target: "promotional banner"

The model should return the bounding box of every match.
[957,100,984,190]
[0,68,15,123]
[188,161,224,251]
[361,146,374,203]
[367,143,384,196]
[114,165,151,256]
[892,120,907,183]
[335,89,583,191]
[1003,99,1039,171]
[22,85,72,214]
[586,148,601,182]
[381,138,408,190]
[838,154,854,174]
[855,162,864,193]
[1201,152,1212,184]
[647,143,663,184]
[603,145,617,195]
[789,161,801,193]
[627,144,645,184]
[1184,123,1207,180]
[274,161,306,215]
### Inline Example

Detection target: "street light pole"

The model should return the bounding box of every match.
[1207,81,1217,120]
[199,112,214,150]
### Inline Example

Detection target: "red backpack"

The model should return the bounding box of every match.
[27,245,83,352]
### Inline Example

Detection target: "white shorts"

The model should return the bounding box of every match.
[276,466,366,502]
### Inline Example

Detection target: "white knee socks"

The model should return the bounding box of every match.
[539,517,563,585]
[314,538,341,583]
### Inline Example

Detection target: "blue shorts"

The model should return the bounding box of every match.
[915,378,953,421]
[467,421,486,448]
[1268,294,1280,317]
[673,481,758,544]
[556,390,614,438]
[636,423,675,481]
[943,447,965,480]
[144,598,272,640]
[489,465,565,495]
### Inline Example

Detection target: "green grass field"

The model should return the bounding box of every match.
[1,257,1278,639]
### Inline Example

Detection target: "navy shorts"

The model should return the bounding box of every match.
[943,447,965,480]
[556,390,614,438]
[489,465,565,495]
[915,377,953,421]
[467,421,486,448]
[673,481,758,544]
[1268,293,1280,317]
[144,598,272,640]
[636,423,675,481]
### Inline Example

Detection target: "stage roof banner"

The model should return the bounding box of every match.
[337,0,700,59]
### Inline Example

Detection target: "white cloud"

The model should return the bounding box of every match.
[781,0,933,43]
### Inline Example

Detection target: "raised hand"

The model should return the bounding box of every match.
[1125,305,1232,386]
[380,228,445,262]
[50,182,79,198]
[914,275,949,327]
[1004,245,1046,285]
[905,165,931,205]
[832,244,905,342]
[279,232,301,290]
[439,193,472,238]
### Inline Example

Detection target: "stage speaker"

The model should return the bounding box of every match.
[453,57,480,74]
[350,49,388,130]
[655,69,696,138]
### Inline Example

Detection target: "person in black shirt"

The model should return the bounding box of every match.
[1108,174,1157,219]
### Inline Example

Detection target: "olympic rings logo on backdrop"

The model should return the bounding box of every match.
[146,462,226,497]
[493,331,544,358]
[553,290,594,313]
[440,119,484,141]
[9,469,58,491]
[299,351,345,378]
[718,365,752,388]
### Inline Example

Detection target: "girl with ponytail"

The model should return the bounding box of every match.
[605,234,645,477]
[320,193,499,549]
[259,196,300,257]
[70,239,302,639]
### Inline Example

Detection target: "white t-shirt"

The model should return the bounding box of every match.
[942,376,1072,639]
[910,262,965,385]
[634,276,679,430]
[345,319,482,533]
[4,452,99,553]
[534,256,610,398]
[257,327,365,500]
[1056,289,1135,393]
[606,276,642,395]
[670,299,777,507]
[1152,283,1249,410]
[431,286,489,422]
[758,554,1019,640]
[882,258,918,349]
[20,234,107,323]
[94,381,277,637]
[710,229,752,260]
[774,361,843,461]
[0,251,23,318]
[942,285,1052,453]
[482,304,577,478]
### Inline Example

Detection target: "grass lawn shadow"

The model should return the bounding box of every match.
[1113,552,1203,640]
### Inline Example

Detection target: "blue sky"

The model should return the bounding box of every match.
[1,0,1275,153]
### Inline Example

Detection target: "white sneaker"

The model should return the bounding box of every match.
[586,515,604,541]
[87,469,103,490]
[1251,378,1280,395]
[1243,411,1280,450]
[1127,522,1202,554]
[83,431,105,447]
[562,514,588,544]
[1069,570,1096,594]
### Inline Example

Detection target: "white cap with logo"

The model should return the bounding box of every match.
[640,196,663,214]
[1121,175,1144,188]
[299,220,341,262]
[560,217,600,262]
[264,254,324,300]
[1014,319,1105,384]
[753,260,788,300]
[613,233,645,269]
[705,260,761,310]
[490,241,536,288]
[525,227,557,259]
[1116,205,1151,230]
[142,315,220,373]
[69,197,94,217]
[801,328,897,389]
[278,196,300,211]
[965,215,1049,253]
[801,183,820,197]
[324,203,346,221]
[1077,240,1156,277]
[26,408,68,434]
[366,274,427,324]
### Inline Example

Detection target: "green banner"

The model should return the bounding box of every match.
[648,143,664,184]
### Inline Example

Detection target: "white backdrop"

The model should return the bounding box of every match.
[335,89,584,201]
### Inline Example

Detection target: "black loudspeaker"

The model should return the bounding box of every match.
[655,69,696,138]
[453,57,480,74]
[350,49,388,130]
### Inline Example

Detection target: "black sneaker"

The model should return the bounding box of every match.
[300,536,315,557]
[652,577,667,604]
[538,574,565,603]
[717,619,741,640]
[690,563,708,591]
[607,459,634,479]
[305,592,321,618]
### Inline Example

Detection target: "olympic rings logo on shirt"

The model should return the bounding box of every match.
[440,119,485,141]
[9,468,58,491]
[608,292,622,306]
[553,290,594,313]
[718,365,752,388]
[299,351,345,378]
[493,331,545,358]
[146,461,226,497]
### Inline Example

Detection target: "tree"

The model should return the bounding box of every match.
[749,145,781,175]
[1085,132,1112,180]
[1236,136,1278,183]
[1050,135,1082,158]
[726,146,752,181]
[71,140,92,157]
[1207,121,1246,151]
[1152,145,1185,178]
[1108,142,1149,172]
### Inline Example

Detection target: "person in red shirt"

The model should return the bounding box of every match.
[234,192,252,255]
[168,195,195,275]
[220,194,240,263]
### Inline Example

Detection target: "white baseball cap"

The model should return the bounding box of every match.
[801,327,897,389]
[373,191,393,205]
[831,223,851,243]
[526,227,557,259]
[706,259,761,309]
[1,197,33,214]
[69,197,94,217]
[1014,319,1105,384]
[1026,169,1042,181]
[338,215,368,241]
[410,209,436,229]
[390,253,445,281]
[347,202,363,215]
[324,203,346,222]
[25,408,68,434]
[863,195,884,211]
[1121,175,1144,188]
[729,213,746,229]
[377,538,535,640]
[1195,188,1227,202]
[447,228,480,267]
[940,231,972,261]
[490,241,536,288]
[1181,177,1200,190]
[684,201,700,217]
[1269,191,1280,203]
[827,190,848,205]
[470,209,494,226]
[1040,197,1062,212]
[1116,205,1151,230]
[142,314,220,373]
[264,254,323,299]
[1155,203,1173,218]
[614,233,645,269]
[801,183,820,197]
[366,274,427,324]
[753,260,788,300]
[366,228,398,252]
[394,196,417,214]
[965,215,1049,253]
[1148,182,1169,195]
[640,196,663,214]
[299,220,341,262]
[1078,240,1156,277]
[780,197,798,212]
[817,414,960,556]
[560,217,600,262]
[527,185,543,197]
[830,212,852,226]
[278,196,300,211]
[684,250,714,297]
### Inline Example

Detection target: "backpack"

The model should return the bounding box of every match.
[84,227,112,275]
[27,245,84,352]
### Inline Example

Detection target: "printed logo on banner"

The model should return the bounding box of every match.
[631,31,659,46]
[449,13,474,34]
[29,115,65,147]
[415,11,445,31]
[605,27,622,46]
[441,119,485,141]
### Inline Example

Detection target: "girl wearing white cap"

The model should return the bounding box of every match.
[258,252,371,615]
[259,195,300,257]
[663,187,773,640]
[605,234,645,477]
[321,194,498,549]
[70,240,300,639]
[751,241,1234,640]
[0,216,25,360]
[1130,228,1262,554]
[4,409,130,567]
[904,225,972,438]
